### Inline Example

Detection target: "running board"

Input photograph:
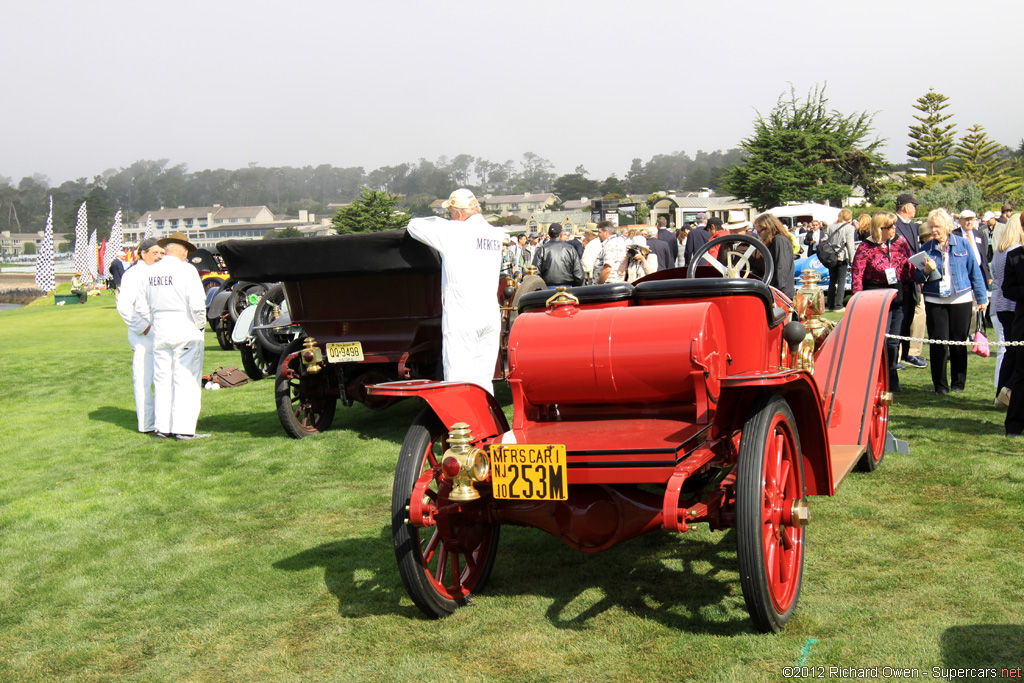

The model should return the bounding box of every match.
[829,444,866,491]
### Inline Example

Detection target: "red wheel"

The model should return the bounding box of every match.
[736,393,805,633]
[275,339,337,439]
[392,409,499,618]
[857,355,888,472]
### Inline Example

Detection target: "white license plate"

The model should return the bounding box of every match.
[489,444,568,500]
[326,341,364,363]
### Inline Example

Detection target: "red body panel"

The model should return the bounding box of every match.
[812,289,895,452]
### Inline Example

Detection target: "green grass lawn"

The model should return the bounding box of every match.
[1,291,1022,683]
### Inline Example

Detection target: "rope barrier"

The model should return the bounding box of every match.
[884,334,1024,347]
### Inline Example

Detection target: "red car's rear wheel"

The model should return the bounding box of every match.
[736,393,805,633]
[392,409,499,618]
[858,355,888,472]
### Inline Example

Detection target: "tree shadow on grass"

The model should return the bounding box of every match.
[273,525,416,619]
[940,624,1024,679]
[489,526,754,636]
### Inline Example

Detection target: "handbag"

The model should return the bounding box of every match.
[972,311,990,358]
[210,365,250,388]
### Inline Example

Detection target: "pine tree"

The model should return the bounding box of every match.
[724,85,882,210]
[907,89,956,176]
[332,187,411,235]
[945,124,1021,199]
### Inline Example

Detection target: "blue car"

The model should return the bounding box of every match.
[793,255,852,292]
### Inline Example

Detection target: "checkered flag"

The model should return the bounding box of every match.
[104,210,122,276]
[87,229,98,282]
[34,196,55,293]
[143,213,154,240]
[73,201,89,280]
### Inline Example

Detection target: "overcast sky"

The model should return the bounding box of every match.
[4,0,1022,187]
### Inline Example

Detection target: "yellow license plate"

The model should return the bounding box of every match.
[489,444,567,501]
[326,341,364,363]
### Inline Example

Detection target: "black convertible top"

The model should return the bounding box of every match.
[217,230,441,282]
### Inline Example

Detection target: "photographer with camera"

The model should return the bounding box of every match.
[626,237,658,283]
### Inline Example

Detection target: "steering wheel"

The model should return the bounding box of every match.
[686,233,774,285]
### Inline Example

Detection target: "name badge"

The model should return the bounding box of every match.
[885,267,897,285]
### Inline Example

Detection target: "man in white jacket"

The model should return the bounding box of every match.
[136,232,208,440]
[407,188,504,394]
[115,237,164,434]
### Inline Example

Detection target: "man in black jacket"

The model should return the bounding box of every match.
[894,193,928,369]
[535,224,584,287]
[683,215,715,264]
[655,216,678,265]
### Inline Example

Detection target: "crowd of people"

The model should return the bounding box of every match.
[495,194,1021,438]
[102,185,1022,442]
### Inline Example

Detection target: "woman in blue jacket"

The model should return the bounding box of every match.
[916,209,988,395]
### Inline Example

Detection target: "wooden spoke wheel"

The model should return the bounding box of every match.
[215,318,236,351]
[857,354,888,472]
[391,408,500,618]
[736,393,805,633]
[239,339,277,380]
[275,339,337,439]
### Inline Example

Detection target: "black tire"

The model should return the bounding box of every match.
[216,319,235,351]
[392,408,500,618]
[275,339,337,439]
[238,343,264,380]
[253,284,297,356]
[228,281,268,323]
[736,393,806,633]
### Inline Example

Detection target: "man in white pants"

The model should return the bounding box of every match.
[115,237,164,434]
[136,231,209,440]
[407,188,504,395]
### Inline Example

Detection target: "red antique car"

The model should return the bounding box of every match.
[367,234,905,632]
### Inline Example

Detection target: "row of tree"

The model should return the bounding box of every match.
[724,86,1024,210]
[3,85,1021,239]
[0,148,746,241]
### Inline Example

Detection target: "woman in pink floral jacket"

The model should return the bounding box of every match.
[851,211,915,392]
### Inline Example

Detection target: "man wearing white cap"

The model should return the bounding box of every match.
[136,231,209,440]
[407,188,505,394]
[954,210,992,286]
[115,237,164,434]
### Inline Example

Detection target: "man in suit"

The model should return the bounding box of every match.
[683,213,713,264]
[894,194,928,369]
[655,216,678,266]
[953,210,992,286]
[644,226,671,273]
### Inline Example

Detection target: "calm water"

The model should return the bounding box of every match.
[0,303,25,310]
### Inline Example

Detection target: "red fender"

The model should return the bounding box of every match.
[716,371,831,496]
[813,290,894,441]
[366,380,510,445]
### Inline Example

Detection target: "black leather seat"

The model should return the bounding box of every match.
[632,278,787,327]
[517,282,634,313]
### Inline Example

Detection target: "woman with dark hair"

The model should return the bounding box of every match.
[851,211,915,392]
[917,208,988,395]
[753,213,795,299]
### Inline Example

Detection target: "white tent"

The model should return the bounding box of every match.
[760,203,841,227]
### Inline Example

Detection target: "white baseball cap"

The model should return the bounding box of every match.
[960,209,977,219]
[982,211,997,221]
[442,188,478,210]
